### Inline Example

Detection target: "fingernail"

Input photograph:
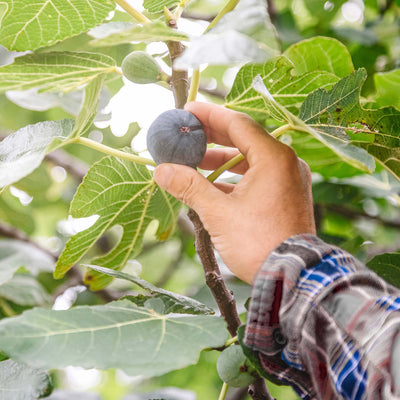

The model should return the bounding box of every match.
[154,165,175,189]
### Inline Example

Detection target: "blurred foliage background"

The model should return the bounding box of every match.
[0,0,400,399]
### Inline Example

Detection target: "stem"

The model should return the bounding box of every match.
[218,382,229,400]
[166,17,189,108]
[113,0,150,23]
[74,137,156,167]
[0,299,16,317]
[224,336,238,347]
[207,153,245,183]
[187,69,200,102]
[270,123,293,138]
[187,209,242,337]
[204,0,240,33]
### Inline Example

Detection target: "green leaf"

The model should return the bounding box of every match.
[0,119,74,187]
[69,75,106,140]
[225,56,339,120]
[288,132,367,179]
[89,21,189,46]
[0,0,115,51]
[85,264,214,315]
[252,74,375,173]
[143,0,179,13]
[0,300,228,377]
[284,37,354,78]
[0,240,54,286]
[299,69,400,179]
[0,52,117,94]
[374,68,400,109]
[0,360,52,399]
[367,253,400,288]
[0,275,51,307]
[54,156,181,290]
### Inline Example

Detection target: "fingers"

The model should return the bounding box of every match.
[199,148,249,174]
[154,163,227,216]
[185,102,284,165]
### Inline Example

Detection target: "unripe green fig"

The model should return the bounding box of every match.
[147,109,207,169]
[217,345,255,388]
[121,51,165,84]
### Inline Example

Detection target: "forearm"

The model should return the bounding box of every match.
[244,234,400,399]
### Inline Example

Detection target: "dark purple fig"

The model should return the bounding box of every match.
[147,109,207,169]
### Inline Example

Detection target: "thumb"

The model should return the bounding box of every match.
[154,164,225,213]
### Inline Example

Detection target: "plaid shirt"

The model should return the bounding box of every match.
[244,234,400,400]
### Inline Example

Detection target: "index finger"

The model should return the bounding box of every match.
[184,101,284,165]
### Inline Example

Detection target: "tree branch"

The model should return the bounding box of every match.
[0,223,58,260]
[166,18,189,109]
[187,209,241,336]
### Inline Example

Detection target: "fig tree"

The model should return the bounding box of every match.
[147,109,207,168]
[121,51,166,84]
[217,345,255,388]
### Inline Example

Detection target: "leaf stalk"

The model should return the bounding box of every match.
[74,137,156,166]
[207,153,245,182]
[113,0,150,23]
[218,382,229,400]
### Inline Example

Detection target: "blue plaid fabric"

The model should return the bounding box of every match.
[244,234,400,399]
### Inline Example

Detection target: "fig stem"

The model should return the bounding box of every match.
[218,382,229,400]
[205,0,240,33]
[113,0,150,24]
[74,137,157,167]
[270,123,293,138]
[187,69,200,102]
[207,153,245,182]
[206,124,292,182]
[224,335,238,347]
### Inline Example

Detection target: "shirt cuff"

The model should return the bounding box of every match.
[244,234,366,367]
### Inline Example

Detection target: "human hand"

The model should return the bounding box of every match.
[154,102,316,284]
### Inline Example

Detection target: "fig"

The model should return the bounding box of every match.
[217,345,255,388]
[121,51,166,84]
[147,109,207,168]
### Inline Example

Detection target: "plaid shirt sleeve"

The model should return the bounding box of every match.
[244,234,400,400]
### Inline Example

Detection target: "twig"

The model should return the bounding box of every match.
[166,17,189,109]
[266,0,277,23]
[0,223,57,260]
[187,209,241,336]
